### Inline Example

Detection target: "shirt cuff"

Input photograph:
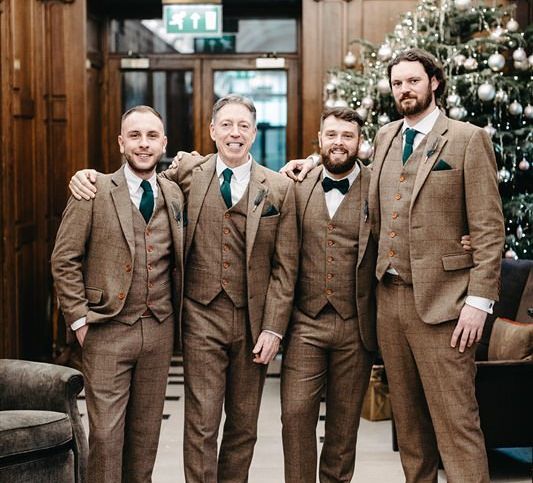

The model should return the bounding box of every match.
[71,316,87,331]
[465,296,494,315]
[263,329,282,340]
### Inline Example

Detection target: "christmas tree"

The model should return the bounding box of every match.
[325,0,532,259]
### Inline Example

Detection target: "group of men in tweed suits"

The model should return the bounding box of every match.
[54,47,504,483]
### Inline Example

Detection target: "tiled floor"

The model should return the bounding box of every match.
[77,356,532,482]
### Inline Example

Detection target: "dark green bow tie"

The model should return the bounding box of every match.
[322,177,349,195]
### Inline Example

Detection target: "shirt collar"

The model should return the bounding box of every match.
[216,154,252,182]
[322,162,360,188]
[401,107,440,136]
[124,162,158,196]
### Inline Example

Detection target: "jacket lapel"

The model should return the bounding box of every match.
[185,154,217,259]
[110,166,135,256]
[411,113,449,208]
[158,179,184,260]
[246,160,267,265]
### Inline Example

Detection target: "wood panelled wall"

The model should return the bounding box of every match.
[0,0,87,359]
[301,0,532,154]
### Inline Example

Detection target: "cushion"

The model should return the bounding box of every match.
[488,317,533,361]
[0,410,72,458]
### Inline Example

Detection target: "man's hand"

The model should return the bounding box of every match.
[461,234,472,252]
[279,157,316,182]
[69,169,98,200]
[75,325,89,347]
[169,150,201,169]
[252,331,281,364]
[450,304,487,353]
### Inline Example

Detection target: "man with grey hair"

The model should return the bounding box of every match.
[69,94,298,482]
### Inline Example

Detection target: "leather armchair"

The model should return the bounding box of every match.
[0,359,88,482]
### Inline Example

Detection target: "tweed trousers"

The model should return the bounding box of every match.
[182,293,268,483]
[281,306,373,483]
[377,277,489,483]
[82,314,174,483]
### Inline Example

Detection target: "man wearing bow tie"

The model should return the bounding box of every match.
[281,107,376,482]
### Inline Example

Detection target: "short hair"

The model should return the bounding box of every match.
[320,107,364,131]
[121,105,163,125]
[387,48,447,103]
[212,94,256,124]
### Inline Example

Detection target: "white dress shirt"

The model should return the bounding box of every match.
[216,155,252,206]
[71,164,158,331]
[322,163,360,218]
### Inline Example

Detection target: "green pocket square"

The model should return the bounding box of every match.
[262,203,279,217]
[433,159,452,171]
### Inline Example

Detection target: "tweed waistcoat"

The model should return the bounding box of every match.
[296,175,361,319]
[185,171,248,308]
[376,130,428,283]
[115,191,174,324]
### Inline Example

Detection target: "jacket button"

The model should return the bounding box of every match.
[390,231,396,238]
[223,244,229,252]
[147,263,153,271]
[327,240,334,247]
[327,256,334,263]
[392,212,398,220]
[327,224,335,231]
[222,279,228,285]
[399,175,405,182]
[223,262,230,269]
[395,193,401,200]
[118,292,125,300]
[125,264,132,272]
[147,245,154,253]
[224,213,231,219]
[389,250,395,257]
[327,273,333,280]
[223,228,230,235]
[326,289,333,295]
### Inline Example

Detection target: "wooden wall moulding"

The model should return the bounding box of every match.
[38,0,76,4]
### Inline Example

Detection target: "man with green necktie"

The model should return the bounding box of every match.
[52,105,185,483]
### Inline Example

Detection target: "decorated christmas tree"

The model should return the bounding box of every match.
[324,0,532,259]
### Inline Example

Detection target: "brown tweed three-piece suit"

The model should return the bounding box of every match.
[162,153,298,483]
[52,165,185,483]
[281,163,377,482]
[369,112,504,483]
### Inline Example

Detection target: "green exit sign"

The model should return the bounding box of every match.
[164,4,222,37]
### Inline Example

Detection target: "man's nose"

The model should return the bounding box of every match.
[139,135,150,146]
[230,124,240,136]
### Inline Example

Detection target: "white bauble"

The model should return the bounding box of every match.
[506,18,520,33]
[514,60,529,71]
[454,0,471,11]
[447,93,461,107]
[361,96,374,110]
[464,57,478,71]
[483,122,496,137]
[377,113,391,126]
[377,78,391,95]
[488,53,506,71]
[325,82,336,94]
[495,89,508,103]
[355,107,368,120]
[333,99,348,108]
[504,249,518,260]
[512,47,527,62]
[454,54,467,67]
[477,82,496,101]
[357,140,373,161]
[516,225,524,239]
[529,55,533,67]
[508,101,523,116]
[498,167,511,183]
[490,26,505,41]
[524,104,533,120]
[325,97,336,108]
[518,159,530,171]
[344,51,356,68]
[377,44,393,62]
[449,106,465,120]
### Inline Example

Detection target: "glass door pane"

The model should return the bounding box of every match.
[122,70,194,167]
[213,70,287,172]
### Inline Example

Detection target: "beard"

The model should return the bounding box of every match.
[123,151,163,175]
[395,83,433,116]
[321,148,358,175]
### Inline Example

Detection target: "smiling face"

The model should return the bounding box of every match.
[210,102,257,167]
[390,60,439,122]
[319,115,361,177]
[118,110,167,179]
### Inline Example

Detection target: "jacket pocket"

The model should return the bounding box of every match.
[85,287,103,304]
[441,253,474,271]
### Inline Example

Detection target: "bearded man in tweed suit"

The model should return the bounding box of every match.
[53,105,185,482]
[280,107,376,483]
[69,94,298,483]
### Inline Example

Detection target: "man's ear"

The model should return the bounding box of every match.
[118,135,125,154]
[430,76,439,93]
[209,122,216,142]
[317,131,322,149]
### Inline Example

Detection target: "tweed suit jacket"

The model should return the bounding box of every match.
[52,165,185,329]
[294,163,377,351]
[161,153,298,342]
[369,112,504,324]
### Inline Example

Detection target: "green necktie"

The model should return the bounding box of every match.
[220,168,233,209]
[402,128,418,164]
[139,180,154,223]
